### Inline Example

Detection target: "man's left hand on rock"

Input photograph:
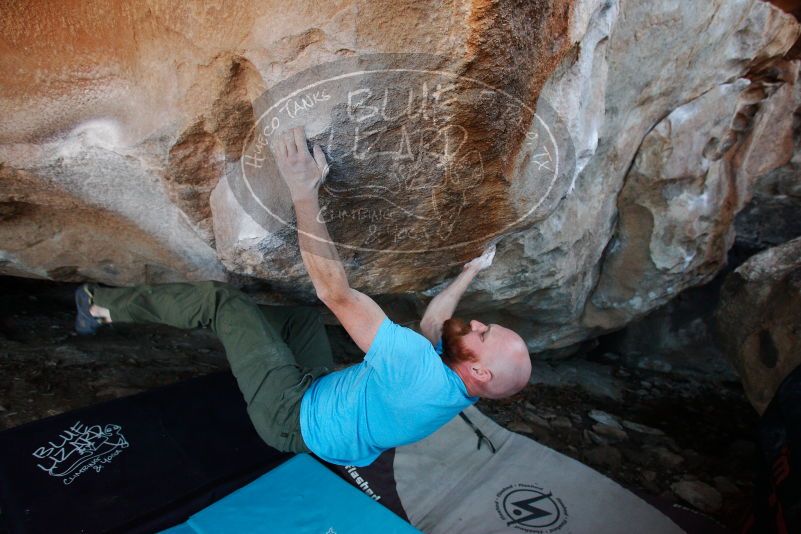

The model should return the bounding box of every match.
[464,244,496,273]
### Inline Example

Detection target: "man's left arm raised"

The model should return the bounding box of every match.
[419,245,496,345]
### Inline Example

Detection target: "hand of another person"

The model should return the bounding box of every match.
[272,126,329,201]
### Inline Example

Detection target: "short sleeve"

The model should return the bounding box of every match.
[364,318,441,383]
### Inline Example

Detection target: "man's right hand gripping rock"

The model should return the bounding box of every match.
[269,125,387,356]
[272,126,330,202]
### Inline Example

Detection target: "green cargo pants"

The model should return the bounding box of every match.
[91,280,334,454]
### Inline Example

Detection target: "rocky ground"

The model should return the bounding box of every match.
[0,277,757,531]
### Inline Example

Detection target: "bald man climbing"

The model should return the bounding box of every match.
[75,126,531,466]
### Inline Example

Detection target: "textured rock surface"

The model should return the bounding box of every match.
[596,53,801,373]
[734,58,801,255]
[0,1,799,353]
[671,480,723,514]
[716,237,801,414]
[466,0,801,352]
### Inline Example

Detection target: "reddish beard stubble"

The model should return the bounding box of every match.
[441,317,478,367]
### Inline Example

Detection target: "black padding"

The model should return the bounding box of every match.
[324,448,409,522]
[0,371,290,534]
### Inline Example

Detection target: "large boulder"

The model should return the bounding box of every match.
[0,0,799,353]
[585,53,801,375]
[734,59,801,257]
[716,237,801,413]
[456,0,801,352]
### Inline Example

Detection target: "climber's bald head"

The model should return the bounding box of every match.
[441,317,531,399]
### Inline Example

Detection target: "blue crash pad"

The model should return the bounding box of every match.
[161,454,419,534]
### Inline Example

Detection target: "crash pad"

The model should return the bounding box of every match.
[161,454,418,534]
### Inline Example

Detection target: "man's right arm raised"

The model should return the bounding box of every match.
[272,127,386,353]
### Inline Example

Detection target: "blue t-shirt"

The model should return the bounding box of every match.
[299,317,478,466]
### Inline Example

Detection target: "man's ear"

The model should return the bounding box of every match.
[470,364,492,383]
